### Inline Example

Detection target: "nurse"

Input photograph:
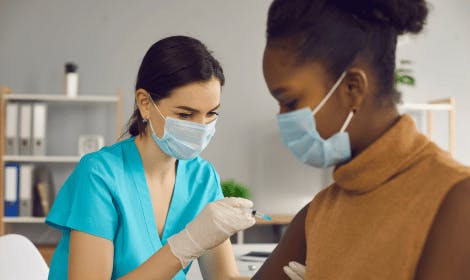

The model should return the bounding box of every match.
[254,0,470,279]
[46,36,256,279]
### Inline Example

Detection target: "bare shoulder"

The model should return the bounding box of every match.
[415,177,470,280]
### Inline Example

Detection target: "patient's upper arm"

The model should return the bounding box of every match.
[252,203,308,280]
[414,178,470,280]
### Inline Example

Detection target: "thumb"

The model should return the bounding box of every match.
[283,265,303,280]
[289,261,306,277]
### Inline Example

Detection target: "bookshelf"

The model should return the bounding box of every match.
[399,97,455,157]
[0,86,123,236]
[3,94,120,103]
[3,217,45,223]
[3,156,81,163]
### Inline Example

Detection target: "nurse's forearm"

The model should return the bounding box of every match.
[118,244,182,280]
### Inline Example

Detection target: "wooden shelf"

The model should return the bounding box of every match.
[399,103,453,111]
[3,217,46,223]
[399,97,455,157]
[3,155,81,163]
[255,214,294,225]
[236,215,294,244]
[4,94,119,103]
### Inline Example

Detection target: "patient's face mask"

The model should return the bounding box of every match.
[148,100,217,160]
[276,72,354,168]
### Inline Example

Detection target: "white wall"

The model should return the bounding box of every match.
[397,0,470,165]
[1,0,469,225]
[0,0,326,221]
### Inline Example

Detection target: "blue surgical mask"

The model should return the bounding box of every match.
[148,101,217,160]
[276,72,354,168]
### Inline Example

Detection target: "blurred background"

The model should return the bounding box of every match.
[0,0,469,247]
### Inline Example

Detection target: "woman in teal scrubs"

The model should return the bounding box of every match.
[46,36,255,279]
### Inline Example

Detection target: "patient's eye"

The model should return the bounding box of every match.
[283,99,298,111]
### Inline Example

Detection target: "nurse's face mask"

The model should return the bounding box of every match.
[147,99,217,160]
[276,71,355,168]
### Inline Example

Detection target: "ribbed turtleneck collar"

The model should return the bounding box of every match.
[333,114,430,194]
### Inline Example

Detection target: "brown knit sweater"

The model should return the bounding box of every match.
[305,114,470,279]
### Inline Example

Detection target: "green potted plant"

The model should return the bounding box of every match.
[395,59,415,87]
[221,179,251,199]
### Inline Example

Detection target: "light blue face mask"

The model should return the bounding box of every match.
[276,72,355,168]
[148,101,217,160]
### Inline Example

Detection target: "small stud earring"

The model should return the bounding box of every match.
[142,118,148,124]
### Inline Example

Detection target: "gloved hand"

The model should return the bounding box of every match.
[283,261,306,280]
[167,197,256,267]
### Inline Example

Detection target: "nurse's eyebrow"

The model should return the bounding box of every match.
[209,104,220,111]
[176,104,220,113]
[176,106,199,113]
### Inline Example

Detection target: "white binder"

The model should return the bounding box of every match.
[19,104,32,155]
[19,164,34,217]
[4,166,18,203]
[32,103,47,156]
[5,103,19,155]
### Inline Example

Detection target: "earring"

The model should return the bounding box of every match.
[142,118,148,124]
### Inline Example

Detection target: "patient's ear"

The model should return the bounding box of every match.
[135,89,151,119]
[341,68,368,111]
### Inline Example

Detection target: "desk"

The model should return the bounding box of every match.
[187,243,277,279]
[255,215,293,225]
[237,214,294,244]
[38,243,277,279]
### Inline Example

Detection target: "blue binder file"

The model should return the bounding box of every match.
[4,163,20,217]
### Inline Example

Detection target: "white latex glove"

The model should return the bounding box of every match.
[167,197,256,267]
[283,261,306,280]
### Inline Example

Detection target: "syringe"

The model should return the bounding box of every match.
[251,210,272,221]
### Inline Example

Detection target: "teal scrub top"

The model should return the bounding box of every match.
[46,137,223,279]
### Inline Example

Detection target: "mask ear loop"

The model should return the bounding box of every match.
[340,109,355,132]
[147,95,166,137]
[148,95,166,121]
[312,71,348,116]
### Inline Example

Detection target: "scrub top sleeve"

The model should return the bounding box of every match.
[46,155,119,241]
[209,164,224,201]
